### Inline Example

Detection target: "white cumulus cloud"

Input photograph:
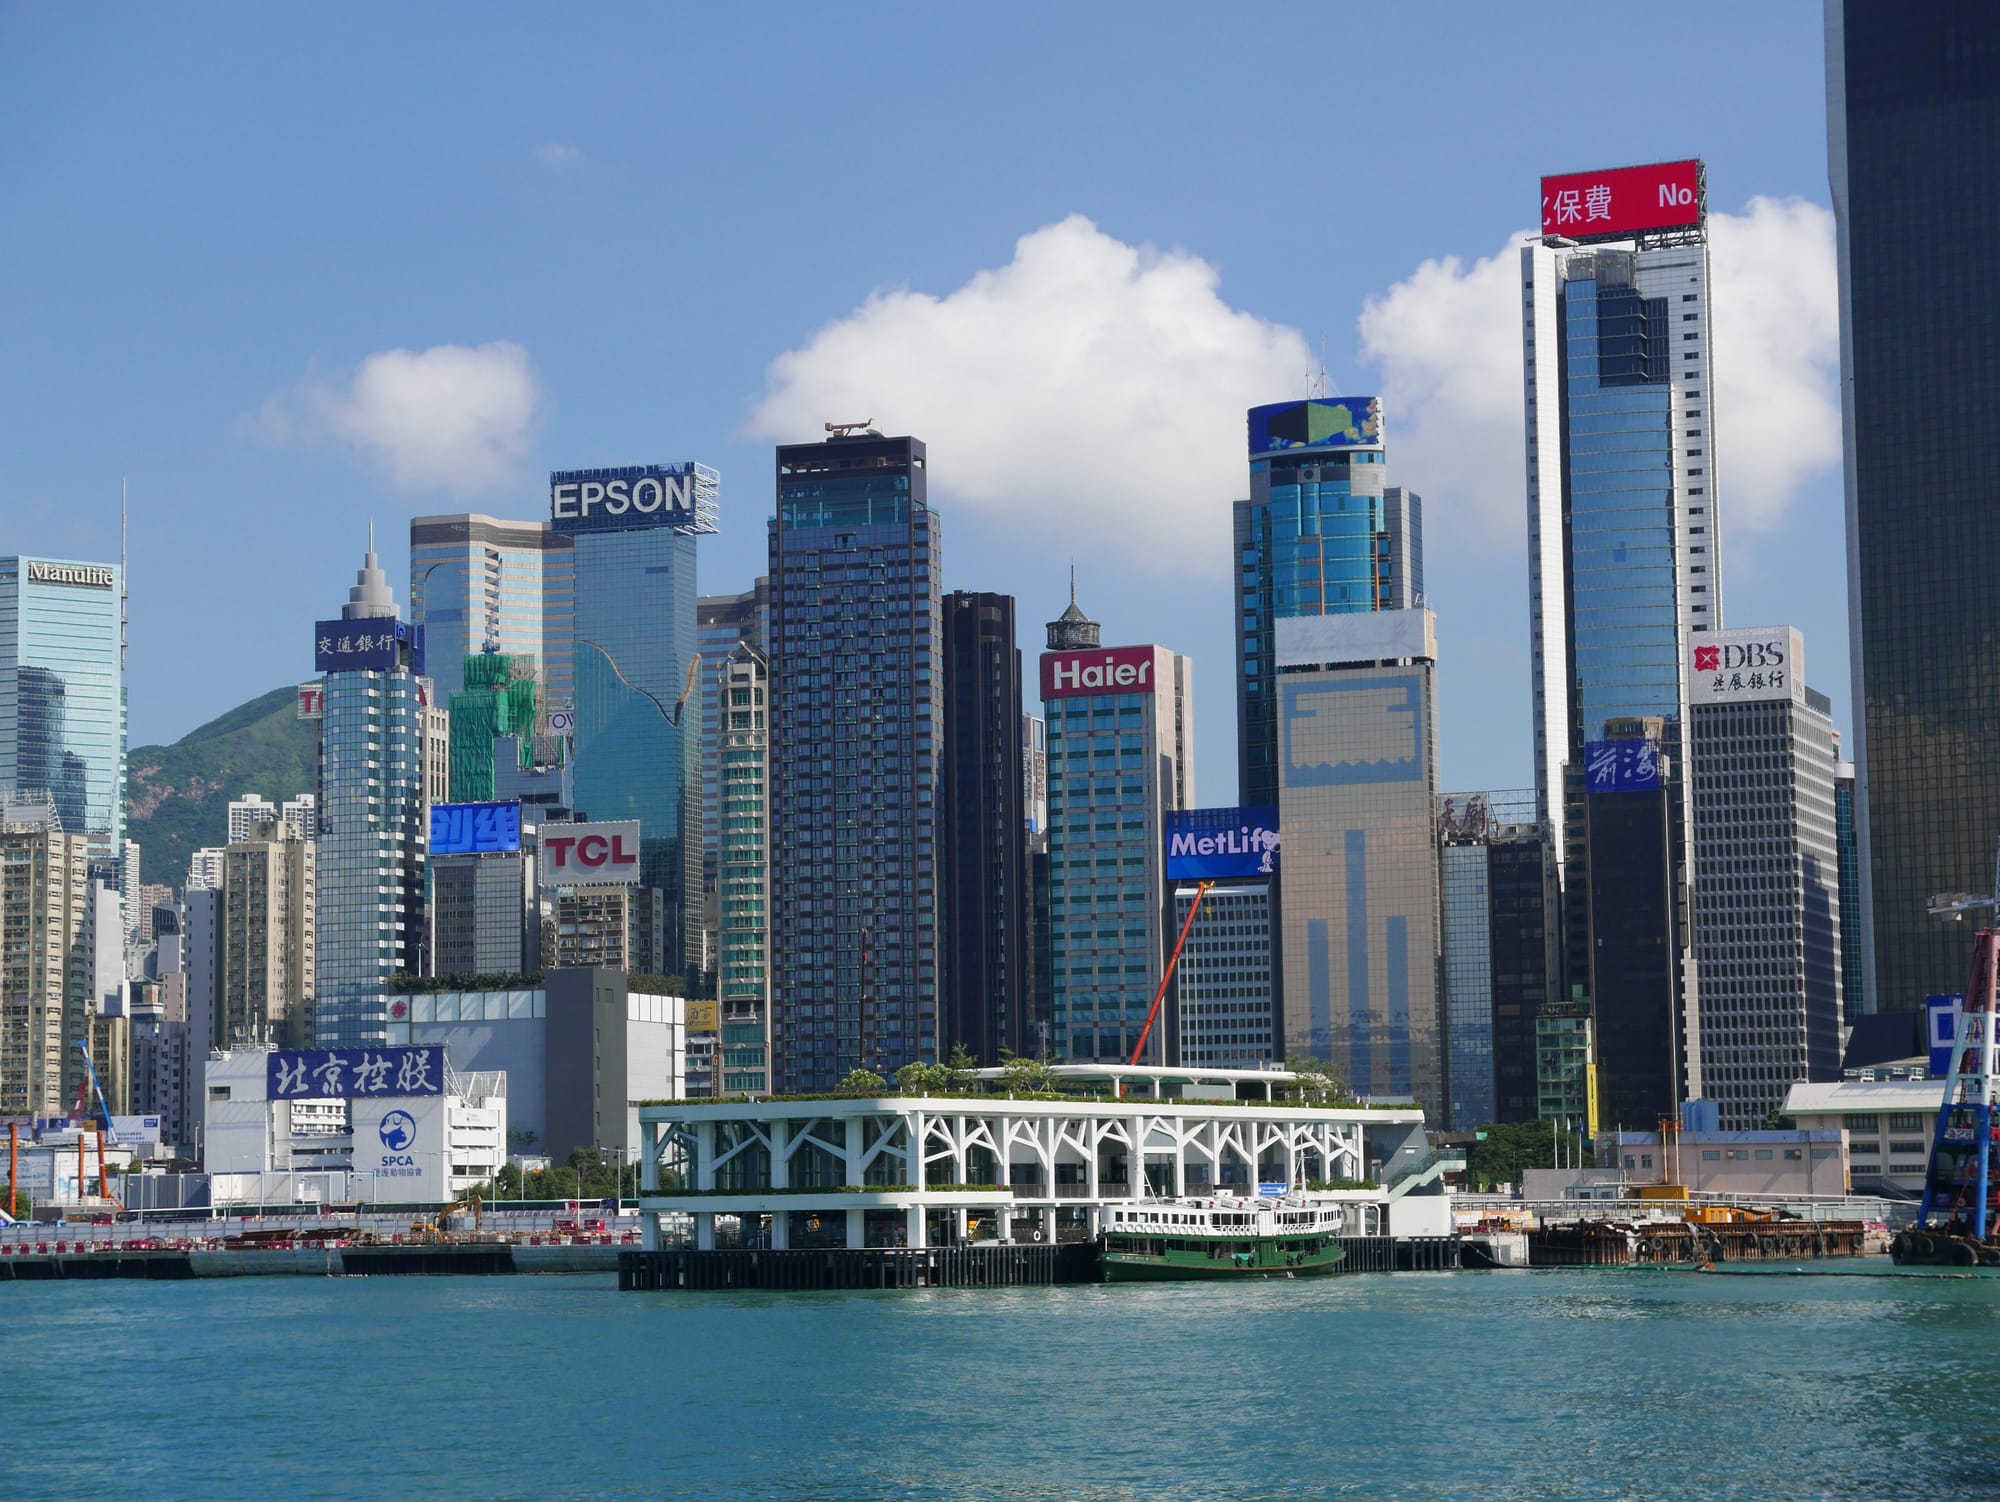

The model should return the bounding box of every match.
[534,142,581,170]
[742,215,1311,573]
[253,341,543,495]
[1357,197,1840,539]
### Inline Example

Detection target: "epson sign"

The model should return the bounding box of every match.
[550,464,705,535]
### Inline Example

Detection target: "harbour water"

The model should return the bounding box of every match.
[4,1264,1996,1500]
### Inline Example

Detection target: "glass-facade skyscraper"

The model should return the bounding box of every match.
[1829,3,2000,1012]
[767,433,941,1091]
[1523,181,1718,1125]
[1234,397,1420,808]
[1042,596,1193,1066]
[409,514,574,709]
[313,546,428,1046]
[558,464,716,980]
[0,556,126,862]
[940,590,1028,1066]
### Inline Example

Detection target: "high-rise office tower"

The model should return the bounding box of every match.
[312,544,429,1046]
[1690,626,1843,1130]
[0,556,125,866]
[1277,608,1443,1115]
[1834,758,1865,1024]
[697,578,769,986]
[409,514,574,708]
[768,431,942,1091]
[220,821,316,1048]
[715,645,771,1095]
[556,464,715,980]
[1524,158,1718,1122]
[0,814,92,1115]
[1234,398,1420,809]
[1828,4,2000,1011]
[940,591,1028,1065]
[1042,591,1193,1065]
[1172,881,1275,1069]
[1438,791,1559,1128]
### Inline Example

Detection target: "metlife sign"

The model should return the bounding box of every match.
[1690,626,1805,706]
[1166,807,1279,881]
[550,463,719,536]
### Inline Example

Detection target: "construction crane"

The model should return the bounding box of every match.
[70,1040,118,1146]
[1126,880,1213,1068]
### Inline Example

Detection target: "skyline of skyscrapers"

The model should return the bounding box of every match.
[1828,1,2000,1014]
[767,431,942,1091]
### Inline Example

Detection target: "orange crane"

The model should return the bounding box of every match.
[1126,879,1213,1068]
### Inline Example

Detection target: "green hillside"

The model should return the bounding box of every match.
[127,686,318,888]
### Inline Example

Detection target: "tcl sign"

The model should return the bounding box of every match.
[1040,645,1157,701]
[1690,626,1804,705]
[537,820,642,886]
[1541,159,1703,240]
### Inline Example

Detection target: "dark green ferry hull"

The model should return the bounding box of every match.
[1099,1241,1346,1282]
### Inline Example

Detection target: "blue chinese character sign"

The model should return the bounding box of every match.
[267,1045,444,1099]
[430,801,522,855]
[313,619,425,676]
[1582,738,1660,794]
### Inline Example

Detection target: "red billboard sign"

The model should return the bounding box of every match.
[1040,644,1158,701]
[1540,159,1702,240]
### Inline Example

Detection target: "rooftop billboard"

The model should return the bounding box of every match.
[1248,398,1381,455]
[1690,626,1804,707]
[429,801,523,855]
[1166,807,1279,881]
[1040,644,1160,701]
[537,819,642,886]
[1541,159,1703,241]
[1583,738,1660,794]
[550,463,718,536]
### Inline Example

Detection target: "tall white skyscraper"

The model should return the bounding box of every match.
[1523,158,1720,1127]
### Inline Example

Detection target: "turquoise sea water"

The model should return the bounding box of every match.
[3,1263,1996,1501]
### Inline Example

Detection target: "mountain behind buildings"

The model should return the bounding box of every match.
[127,685,317,885]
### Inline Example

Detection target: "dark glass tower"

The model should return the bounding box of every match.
[940,591,1028,1065]
[768,432,942,1091]
[1830,3,2000,1011]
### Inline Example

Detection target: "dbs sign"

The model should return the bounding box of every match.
[537,820,642,886]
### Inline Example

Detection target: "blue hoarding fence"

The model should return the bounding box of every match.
[430,801,522,855]
[1166,806,1279,880]
[1927,995,1962,1077]
[268,1046,444,1100]
[1582,738,1660,794]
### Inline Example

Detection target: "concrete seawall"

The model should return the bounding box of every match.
[0,1242,623,1280]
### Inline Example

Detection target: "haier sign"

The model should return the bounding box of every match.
[1041,645,1157,701]
[537,820,642,886]
[1166,807,1279,881]
[550,463,715,536]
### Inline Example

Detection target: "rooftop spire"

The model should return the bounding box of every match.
[343,530,400,621]
[1047,570,1100,650]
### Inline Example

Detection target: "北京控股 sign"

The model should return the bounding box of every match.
[1040,645,1158,701]
[537,820,642,886]
[1541,159,1702,240]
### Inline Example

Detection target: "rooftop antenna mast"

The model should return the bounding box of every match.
[120,477,128,671]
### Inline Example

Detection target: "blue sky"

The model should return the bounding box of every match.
[0,4,1842,801]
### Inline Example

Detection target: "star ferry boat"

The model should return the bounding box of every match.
[1099,1194,1349,1281]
